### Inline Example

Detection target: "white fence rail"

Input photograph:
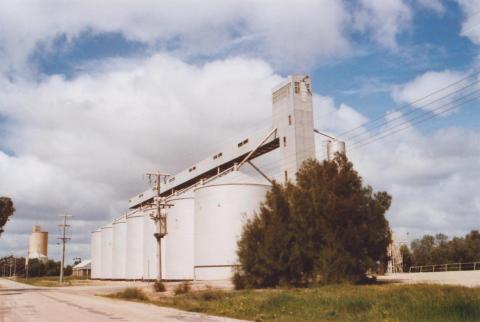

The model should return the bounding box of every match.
[409,262,480,273]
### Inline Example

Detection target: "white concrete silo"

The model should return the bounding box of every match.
[90,229,102,279]
[100,224,113,279]
[164,191,195,280]
[126,210,144,279]
[325,140,346,161]
[28,226,48,261]
[194,170,271,280]
[112,215,127,280]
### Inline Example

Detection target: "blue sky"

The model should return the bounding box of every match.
[0,0,479,262]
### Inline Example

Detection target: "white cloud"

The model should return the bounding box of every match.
[0,0,351,73]
[349,123,480,240]
[0,54,282,260]
[313,95,368,134]
[392,70,473,114]
[1,55,478,260]
[354,0,412,49]
[416,0,445,14]
[457,0,480,44]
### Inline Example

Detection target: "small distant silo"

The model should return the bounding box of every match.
[164,190,195,280]
[112,215,127,280]
[100,224,113,279]
[325,140,346,161]
[126,210,144,279]
[90,229,102,279]
[28,225,48,261]
[194,170,271,280]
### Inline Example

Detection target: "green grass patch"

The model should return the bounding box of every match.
[151,284,480,322]
[15,276,90,287]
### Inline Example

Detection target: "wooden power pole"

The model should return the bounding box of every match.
[58,214,71,284]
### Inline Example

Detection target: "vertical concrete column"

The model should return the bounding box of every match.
[272,75,315,182]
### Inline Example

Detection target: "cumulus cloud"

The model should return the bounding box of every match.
[0,54,283,260]
[391,70,475,115]
[457,0,480,44]
[354,0,412,49]
[0,0,352,73]
[349,125,480,239]
[313,95,368,133]
[416,0,445,14]
[1,55,479,259]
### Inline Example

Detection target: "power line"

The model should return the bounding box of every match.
[350,87,480,146]
[337,70,480,138]
[349,93,480,150]
[346,79,480,142]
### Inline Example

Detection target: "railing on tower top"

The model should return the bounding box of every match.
[409,261,480,273]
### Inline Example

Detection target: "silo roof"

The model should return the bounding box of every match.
[201,169,271,188]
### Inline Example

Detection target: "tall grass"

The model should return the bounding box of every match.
[108,288,147,301]
[153,284,480,322]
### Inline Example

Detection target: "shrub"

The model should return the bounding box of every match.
[236,154,392,287]
[232,270,247,290]
[193,289,226,301]
[114,288,147,301]
[174,281,191,295]
[153,280,166,292]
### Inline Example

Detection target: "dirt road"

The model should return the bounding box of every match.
[0,278,245,322]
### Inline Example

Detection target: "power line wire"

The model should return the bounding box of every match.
[337,70,480,138]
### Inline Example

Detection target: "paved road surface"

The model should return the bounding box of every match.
[0,279,246,322]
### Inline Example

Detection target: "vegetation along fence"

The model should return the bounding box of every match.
[409,262,480,273]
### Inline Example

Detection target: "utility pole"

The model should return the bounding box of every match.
[9,255,12,277]
[145,171,170,282]
[58,214,72,284]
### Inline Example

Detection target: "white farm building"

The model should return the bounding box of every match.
[91,75,345,281]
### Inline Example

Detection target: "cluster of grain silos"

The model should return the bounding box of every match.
[91,169,270,280]
[91,75,347,281]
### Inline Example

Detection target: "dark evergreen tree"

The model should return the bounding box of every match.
[295,155,391,283]
[235,154,392,288]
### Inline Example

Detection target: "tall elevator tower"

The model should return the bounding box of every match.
[272,75,316,182]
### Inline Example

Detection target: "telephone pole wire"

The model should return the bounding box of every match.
[58,214,72,284]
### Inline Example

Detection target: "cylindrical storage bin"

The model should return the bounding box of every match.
[126,210,144,279]
[28,226,48,259]
[194,170,271,280]
[326,140,346,161]
[164,191,195,280]
[112,215,127,280]
[90,229,102,279]
[100,224,113,279]
[143,209,161,280]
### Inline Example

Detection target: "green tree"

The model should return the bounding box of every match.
[295,155,391,283]
[235,182,306,287]
[410,230,480,266]
[0,197,15,236]
[400,245,413,272]
[235,154,392,288]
